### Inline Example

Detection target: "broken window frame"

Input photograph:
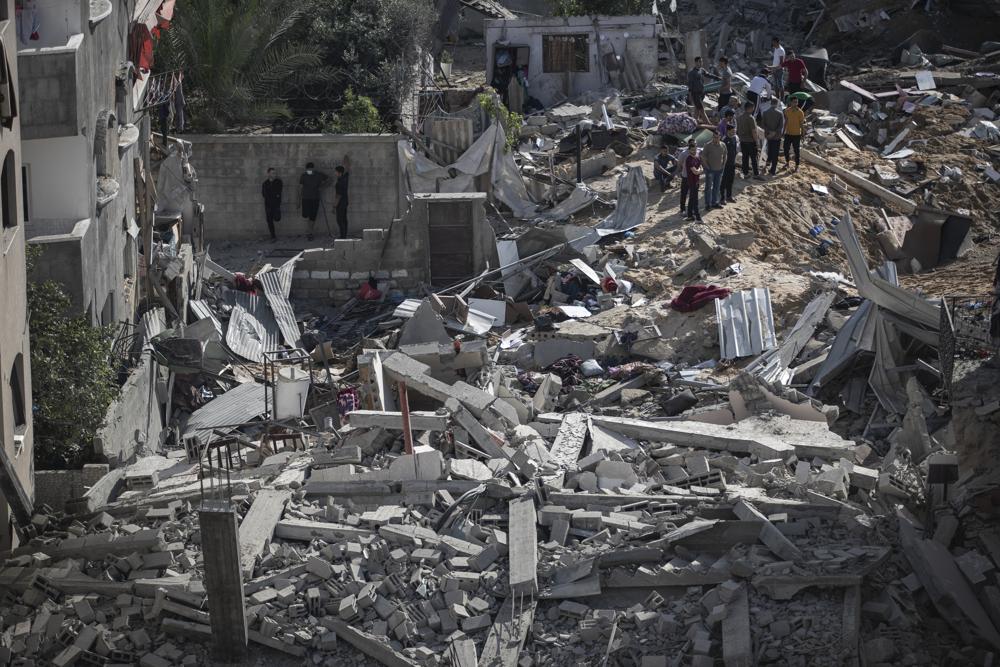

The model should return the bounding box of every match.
[542,34,590,74]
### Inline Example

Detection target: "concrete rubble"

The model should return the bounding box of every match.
[5,2,1000,667]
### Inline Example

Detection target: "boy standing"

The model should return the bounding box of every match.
[722,125,739,204]
[685,148,704,222]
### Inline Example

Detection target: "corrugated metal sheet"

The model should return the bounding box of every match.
[424,117,474,165]
[182,382,266,438]
[393,299,422,319]
[715,288,777,360]
[746,290,837,384]
[222,288,281,362]
[189,300,223,339]
[259,256,302,349]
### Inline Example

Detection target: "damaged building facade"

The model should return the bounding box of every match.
[0,0,34,551]
[17,0,161,324]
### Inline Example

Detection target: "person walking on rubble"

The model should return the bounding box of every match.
[334,156,351,239]
[780,50,809,94]
[687,56,711,126]
[653,145,678,191]
[298,162,329,241]
[261,167,282,241]
[736,101,763,180]
[684,146,704,222]
[760,100,785,176]
[783,95,807,171]
[677,138,699,216]
[721,124,739,203]
[702,130,726,210]
[770,36,786,99]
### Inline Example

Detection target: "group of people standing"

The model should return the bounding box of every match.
[653,38,811,221]
[260,158,351,241]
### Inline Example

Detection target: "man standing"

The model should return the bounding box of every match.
[702,131,726,211]
[780,50,809,94]
[717,56,734,110]
[736,102,762,180]
[760,102,785,176]
[677,139,699,216]
[334,156,351,238]
[261,168,282,241]
[782,96,806,171]
[687,57,709,125]
[721,125,739,204]
[684,147,704,222]
[746,69,772,116]
[770,37,786,99]
[653,145,678,191]
[298,162,329,241]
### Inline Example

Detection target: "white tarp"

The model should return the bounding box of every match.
[598,165,648,232]
[399,122,538,219]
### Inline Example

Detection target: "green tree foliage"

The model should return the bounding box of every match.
[301,0,437,123]
[157,0,324,130]
[553,0,647,16]
[323,89,386,133]
[26,247,119,469]
[478,93,522,152]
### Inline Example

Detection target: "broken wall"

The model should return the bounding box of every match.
[483,15,658,108]
[33,464,108,513]
[291,193,494,303]
[95,353,165,465]
[187,134,406,242]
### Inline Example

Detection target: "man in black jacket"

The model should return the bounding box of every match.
[261,168,282,240]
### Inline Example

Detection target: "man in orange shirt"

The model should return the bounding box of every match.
[782,96,806,171]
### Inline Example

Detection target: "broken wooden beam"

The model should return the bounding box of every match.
[802,149,917,213]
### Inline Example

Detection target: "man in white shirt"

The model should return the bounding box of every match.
[771,37,786,99]
[746,69,772,115]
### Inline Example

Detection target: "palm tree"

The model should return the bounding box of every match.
[158,0,323,131]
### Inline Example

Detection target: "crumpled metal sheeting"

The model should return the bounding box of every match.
[747,291,838,385]
[189,299,224,339]
[598,165,648,232]
[835,210,941,341]
[259,255,303,350]
[181,381,267,438]
[222,287,282,363]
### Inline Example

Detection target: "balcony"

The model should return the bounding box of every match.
[17,33,83,139]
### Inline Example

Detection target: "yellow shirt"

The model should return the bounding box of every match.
[784,107,806,136]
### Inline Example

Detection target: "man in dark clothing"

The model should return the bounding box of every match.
[687,57,709,125]
[684,149,704,222]
[261,168,282,240]
[653,145,677,191]
[334,157,351,238]
[298,162,329,241]
[721,125,739,204]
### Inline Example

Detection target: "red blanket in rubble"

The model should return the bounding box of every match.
[670,285,731,312]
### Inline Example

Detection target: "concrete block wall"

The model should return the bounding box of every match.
[186,134,405,242]
[34,464,109,511]
[95,353,165,466]
[290,215,429,304]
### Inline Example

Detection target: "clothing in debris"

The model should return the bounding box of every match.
[262,176,283,239]
[670,284,732,312]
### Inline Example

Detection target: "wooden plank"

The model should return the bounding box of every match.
[838,79,877,102]
[508,498,538,596]
[802,149,917,213]
[238,489,291,579]
[478,596,536,667]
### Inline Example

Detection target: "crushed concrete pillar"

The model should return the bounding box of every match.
[200,500,248,659]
